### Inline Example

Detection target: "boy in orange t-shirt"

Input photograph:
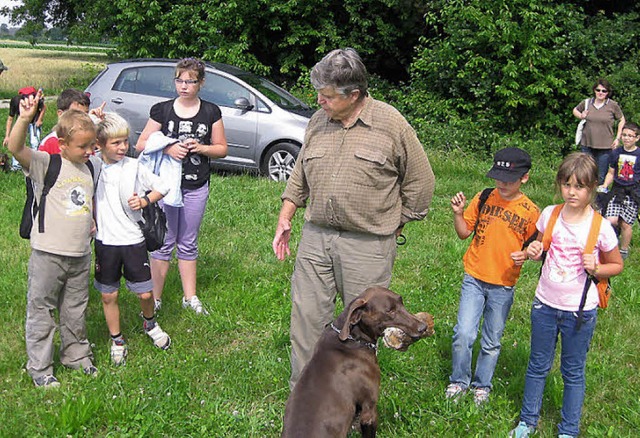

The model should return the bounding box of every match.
[446,147,540,405]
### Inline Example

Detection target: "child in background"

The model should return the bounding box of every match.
[447,147,540,405]
[40,89,106,155]
[510,152,623,438]
[4,86,46,169]
[8,92,100,387]
[599,121,640,260]
[94,113,171,365]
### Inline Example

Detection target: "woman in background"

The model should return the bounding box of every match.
[573,78,625,184]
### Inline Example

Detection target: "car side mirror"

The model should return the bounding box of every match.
[234,97,254,112]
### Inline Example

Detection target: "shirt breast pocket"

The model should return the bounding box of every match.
[302,148,326,186]
[353,148,391,187]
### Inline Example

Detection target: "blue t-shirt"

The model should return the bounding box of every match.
[608,147,640,186]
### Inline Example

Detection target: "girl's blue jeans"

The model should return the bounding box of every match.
[450,274,514,389]
[519,298,597,437]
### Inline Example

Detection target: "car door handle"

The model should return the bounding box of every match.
[111,98,124,105]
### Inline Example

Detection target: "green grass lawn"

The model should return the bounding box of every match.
[0,108,639,436]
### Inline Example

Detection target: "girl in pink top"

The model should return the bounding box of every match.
[510,152,623,438]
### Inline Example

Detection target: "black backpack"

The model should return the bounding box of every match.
[19,155,96,239]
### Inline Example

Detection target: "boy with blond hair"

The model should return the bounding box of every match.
[94,113,171,365]
[8,92,100,387]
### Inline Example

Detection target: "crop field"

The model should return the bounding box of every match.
[0,45,110,98]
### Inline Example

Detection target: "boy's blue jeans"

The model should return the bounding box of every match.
[519,298,597,437]
[450,274,514,389]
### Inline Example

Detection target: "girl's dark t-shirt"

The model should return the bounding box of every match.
[150,98,222,189]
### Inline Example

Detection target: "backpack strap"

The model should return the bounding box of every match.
[86,159,94,181]
[577,210,603,328]
[86,157,102,186]
[541,204,563,252]
[473,188,494,232]
[37,154,62,233]
[521,230,539,251]
[584,210,602,255]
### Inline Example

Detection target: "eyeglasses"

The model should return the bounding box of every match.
[174,78,199,85]
[595,88,608,93]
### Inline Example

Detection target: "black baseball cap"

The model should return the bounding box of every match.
[486,147,531,183]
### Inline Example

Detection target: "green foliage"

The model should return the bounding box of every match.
[409,1,640,137]
[413,0,586,135]
[5,1,640,162]
[8,0,429,81]
[62,62,106,90]
[569,11,640,125]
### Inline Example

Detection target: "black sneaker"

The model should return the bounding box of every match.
[33,374,60,388]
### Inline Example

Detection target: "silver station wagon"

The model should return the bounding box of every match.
[85,59,314,181]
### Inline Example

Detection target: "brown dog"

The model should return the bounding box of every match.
[282,286,429,438]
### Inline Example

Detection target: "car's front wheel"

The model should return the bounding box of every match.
[261,142,300,181]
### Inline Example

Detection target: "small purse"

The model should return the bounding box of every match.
[574,98,589,145]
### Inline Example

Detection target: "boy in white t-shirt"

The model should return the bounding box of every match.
[94,113,171,366]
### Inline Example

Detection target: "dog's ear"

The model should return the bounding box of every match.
[339,297,367,341]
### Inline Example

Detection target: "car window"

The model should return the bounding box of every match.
[235,72,310,111]
[112,66,176,99]
[201,73,252,109]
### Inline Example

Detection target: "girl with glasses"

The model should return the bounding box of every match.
[136,57,228,316]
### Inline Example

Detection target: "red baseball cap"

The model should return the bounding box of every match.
[19,86,37,95]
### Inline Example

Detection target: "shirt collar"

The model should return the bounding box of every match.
[328,95,373,128]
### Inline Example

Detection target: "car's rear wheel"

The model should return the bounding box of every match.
[261,142,300,181]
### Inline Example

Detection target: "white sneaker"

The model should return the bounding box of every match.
[445,383,467,401]
[154,299,162,312]
[110,342,128,366]
[182,295,209,315]
[473,387,490,405]
[509,421,535,437]
[145,324,171,350]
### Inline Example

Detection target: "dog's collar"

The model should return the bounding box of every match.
[330,323,377,351]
